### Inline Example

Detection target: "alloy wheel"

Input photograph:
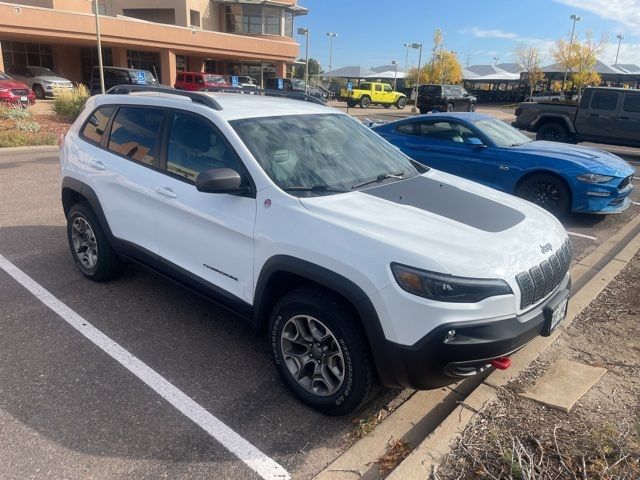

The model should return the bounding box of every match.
[522,180,562,212]
[280,315,345,396]
[71,217,98,269]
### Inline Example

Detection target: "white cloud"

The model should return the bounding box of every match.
[601,42,640,66]
[553,0,640,32]
[470,27,518,39]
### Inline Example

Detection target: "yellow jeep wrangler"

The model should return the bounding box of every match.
[340,81,406,109]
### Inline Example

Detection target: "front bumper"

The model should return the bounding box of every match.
[373,277,571,390]
[572,179,634,214]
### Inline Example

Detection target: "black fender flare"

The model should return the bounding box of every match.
[253,255,397,386]
[61,177,115,244]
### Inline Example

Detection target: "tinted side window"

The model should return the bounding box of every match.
[107,107,164,166]
[623,94,640,113]
[81,106,115,144]
[419,121,474,143]
[395,123,418,135]
[166,112,243,183]
[590,92,619,111]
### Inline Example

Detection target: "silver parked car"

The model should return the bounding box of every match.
[6,65,73,99]
[524,91,565,103]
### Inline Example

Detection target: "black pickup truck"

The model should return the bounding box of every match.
[513,87,640,148]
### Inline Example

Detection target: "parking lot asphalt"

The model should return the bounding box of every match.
[1,140,639,479]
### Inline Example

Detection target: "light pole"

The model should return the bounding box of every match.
[410,42,422,113]
[297,27,309,94]
[391,60,398,90]
[562,14,581,91]
[493,57,499,66]
[326,32,337,89]
[403,43,411,75]
[615,34,624,65]
[93,0,105,93]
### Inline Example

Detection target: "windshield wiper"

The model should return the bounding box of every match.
[351,170,405,189]
[281,185,348,193]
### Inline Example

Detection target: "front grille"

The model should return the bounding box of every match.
[618,175,633,190]
[11,89,29,96]
[516,239,572,309]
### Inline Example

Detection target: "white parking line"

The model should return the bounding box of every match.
[0,254,290,480]
[632,201,640,206]
[566,231,598,241]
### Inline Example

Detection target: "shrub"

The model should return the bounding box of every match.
[0,131,57,148]
[0,104,31,120]
[53,84,90,120]
[15,120,41,133]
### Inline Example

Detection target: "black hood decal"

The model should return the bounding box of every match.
[364,176,525,233]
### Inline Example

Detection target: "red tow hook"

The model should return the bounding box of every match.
[491,357,512,370]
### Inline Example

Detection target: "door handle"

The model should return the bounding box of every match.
[89,159,107,170]
[154,186,178,198]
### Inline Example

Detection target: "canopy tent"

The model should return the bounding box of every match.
[364,70,406,79]
[322,66,377,79]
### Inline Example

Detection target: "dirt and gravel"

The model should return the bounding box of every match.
[436,254,640,479]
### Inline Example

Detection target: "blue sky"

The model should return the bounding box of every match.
[297,0,640,71]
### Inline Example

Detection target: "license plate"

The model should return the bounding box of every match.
[20,96,27,102]
[543,295,568,335]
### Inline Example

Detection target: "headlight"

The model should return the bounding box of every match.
[577,173,614,183]
[391,263,513,303]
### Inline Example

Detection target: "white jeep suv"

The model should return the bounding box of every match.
[60,86,571,415]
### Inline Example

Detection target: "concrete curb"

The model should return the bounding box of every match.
[386,221,640,479]
[0,145,58,153]
[313,214,640,480]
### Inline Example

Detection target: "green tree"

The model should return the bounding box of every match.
[293,58,322,79]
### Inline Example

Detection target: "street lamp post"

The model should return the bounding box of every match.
[93,0,105,94]
[403,43,411,75]
[326,32,337,89]
[391,60,398,90]
[562,14,581,91]
[297,27,309,94]
[410,42,423,113]
[493,57,499,66]
[615,34,624,65]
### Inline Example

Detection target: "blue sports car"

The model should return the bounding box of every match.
[372,113,635,215]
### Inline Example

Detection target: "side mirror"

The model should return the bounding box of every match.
[195,168,251,195]
[465,137,486,148]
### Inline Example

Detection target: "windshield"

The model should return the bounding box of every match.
[204,74,225,84]
[231,114,421,196]
[0,73,10,80]
[28,67,56,76]
[474,118,532,147]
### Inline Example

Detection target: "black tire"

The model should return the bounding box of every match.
[536,122,568,143]
[383,104,391,109]
[360,96,371,108]
[346,99,357,108]
[66,203,122,282]
[396,97,407,110]
[469,102,477,112]
[269,287,377,415]
[33,84,45,100]
[419,108,428,115]
[446,102,454,112]
[516,174,571,216]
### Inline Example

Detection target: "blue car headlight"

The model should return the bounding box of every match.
[577,173,615,183]
[391,263,512,303]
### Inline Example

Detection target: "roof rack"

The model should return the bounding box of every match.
[106,84,223,110]
[203,86,327,106]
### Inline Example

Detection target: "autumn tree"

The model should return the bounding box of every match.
[405,29,463,85]
[552,31,606,95]
[514,43,546,99]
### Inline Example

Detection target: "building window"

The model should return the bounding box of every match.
[1,41,54,70]
[224,5,286,35]
[190,9,201,28]
[91,2,106,14]
[80,47,113,84]
[283,11,293,37]
[126,50,161,82]
[176,55,186,72]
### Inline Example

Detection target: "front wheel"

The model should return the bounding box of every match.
[269,287,377,415]
[516,174,571,216]
[346,99,357,108]
[446,103,454,112]
[469,102,476,112]
[396,97,407,109]
[33,84,45,100]
[359,96,371,108]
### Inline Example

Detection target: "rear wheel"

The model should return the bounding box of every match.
[360,96,371,108]
[536,122,568,142]
[419,108,428,115]
[446,102,454,112]
[516,174,571,216]
[269,287,377,415]
[396,97,406,109]
[383,104,391,109]
[66,203,122,281]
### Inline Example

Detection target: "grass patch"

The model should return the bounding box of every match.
[52,84,89,120]
[0,130,57,148]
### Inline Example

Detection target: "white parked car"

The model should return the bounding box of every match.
[60,87,571,414]
[524,91,565,103]
[7,65,73,99]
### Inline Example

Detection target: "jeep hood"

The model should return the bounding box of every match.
[299,170,568,280]
[510,141,634,178]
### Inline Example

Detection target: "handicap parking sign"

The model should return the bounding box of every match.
[277,78,284,90]
[347,81,353,92]
[136,71,146,84]
[231,76,239,88]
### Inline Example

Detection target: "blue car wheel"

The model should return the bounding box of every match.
[517,174,571,216]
